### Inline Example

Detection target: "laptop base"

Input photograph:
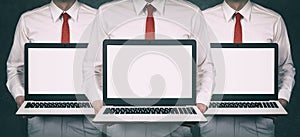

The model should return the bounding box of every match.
[204,101,287,115]
[16,101,95,116]
[93,106,207,122]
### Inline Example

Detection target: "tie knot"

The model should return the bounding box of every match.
[146,4,154,17]
[234,13,243,21]
[62,13,69,21]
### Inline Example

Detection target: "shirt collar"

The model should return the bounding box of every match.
[50,0,79,22]
[222,0,252,22]
[133,0,166,15]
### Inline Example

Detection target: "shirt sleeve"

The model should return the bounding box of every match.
[6,15,29,100]
[273,16,296,102]
[191,9,217,106]
[83,9,108,103]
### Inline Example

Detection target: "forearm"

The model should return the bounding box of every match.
[278,61,295,102]
[196,61,215,106]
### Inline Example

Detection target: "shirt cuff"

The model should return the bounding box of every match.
[10,86,25,100]
[87,89,102,103]
[278,89,291,102]
[196,90,211,107]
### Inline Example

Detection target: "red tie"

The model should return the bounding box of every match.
[234,13,242,43]
[61,13,70,43]
[145,5,155,40]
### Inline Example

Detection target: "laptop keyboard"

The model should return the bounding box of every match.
[103,107,197,114]
[25,102,92,108]
[209,102,279,108]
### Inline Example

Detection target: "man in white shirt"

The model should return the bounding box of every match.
[83,0,217,136]
[201,0,295,136]
[6,0,101,136]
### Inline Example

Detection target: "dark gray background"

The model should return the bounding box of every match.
[0,0,299,137]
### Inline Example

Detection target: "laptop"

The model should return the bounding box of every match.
[93,39,207,122]
[16,43,94,115]
[205,43,287,115]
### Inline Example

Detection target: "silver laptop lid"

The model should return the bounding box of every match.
[25,43,88,101]
[210,43,278,101]
[103,40,196,106]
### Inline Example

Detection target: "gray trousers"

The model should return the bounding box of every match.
[200,116,275,137]
[28,116,103,137]
[106,124,192,137]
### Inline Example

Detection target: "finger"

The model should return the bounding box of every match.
[200,107,206,113]
[17,102,23,108]
[94,109,99,114]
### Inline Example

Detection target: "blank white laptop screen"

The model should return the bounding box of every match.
[106,45,193,98]
[28,48,86,94]
[211,48,275,95]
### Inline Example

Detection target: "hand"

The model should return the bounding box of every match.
[278,98,288,108]
[16,96,25,108]
[264,99,288,120]
[92,100,103,114]
[197,103,207,113]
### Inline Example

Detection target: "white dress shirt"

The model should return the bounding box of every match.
[84,0,217,105]
[6,1,96,99]
[203,1,295,101]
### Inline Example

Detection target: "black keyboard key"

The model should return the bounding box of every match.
[249,102,254,107]
[272,102,279,108]
[238,103,244,108]
[25,103,33,108]
[256,103,261,108]
[34,103,40,108]
[161,108,166,114]
[174,108,179,114]
[145,108,151,114]
[104,108,113,114]
[219,103,225,108]
[186,107,193,114]
[182,108,188,114]
[150,108,155,114]
[178,108,184,114]
[263,102,267,108]
[211,103,218,108]
[191,108,197,114]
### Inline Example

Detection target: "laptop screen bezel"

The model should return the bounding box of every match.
[24,43,89,101]
[103,39,197,106]
[210,43,278,101]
